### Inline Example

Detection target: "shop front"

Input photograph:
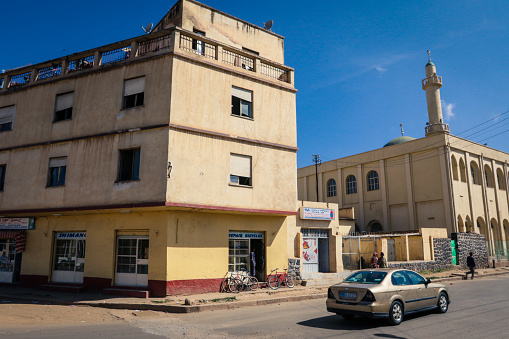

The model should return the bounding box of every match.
[0,218,31,284]
[228,231,265,282]
[51,232,86,284]
[115,234,149,287]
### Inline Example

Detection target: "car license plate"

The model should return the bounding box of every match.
[340,292,357,299]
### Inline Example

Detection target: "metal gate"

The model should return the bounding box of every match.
[342,235,377,270]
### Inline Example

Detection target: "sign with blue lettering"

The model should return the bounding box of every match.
[301,207,335,220]
[56,232,86,239]
[229,232,264,239]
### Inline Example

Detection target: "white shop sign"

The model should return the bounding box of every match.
[229,232,264,239]
[301,207,335,220]
[0,218,35,230]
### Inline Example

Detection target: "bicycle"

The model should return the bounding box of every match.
[238,269,259,291]
[220,270,258,293]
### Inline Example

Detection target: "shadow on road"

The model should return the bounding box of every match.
[297,311,435,331]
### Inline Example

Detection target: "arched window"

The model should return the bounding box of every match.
[368,221,383,233]
[451,156,459,181]
[458,215,465,233]
[459,158,467,182]
[367,171,379,191]
[496,169,506,190]
[477,217,486,236]
[346,175,357,194]
[484,165,494,187]
[326,179,337,197]
[470,162,480,185]
[465,216,473,233]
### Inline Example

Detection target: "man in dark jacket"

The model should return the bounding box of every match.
[465,252,476,280]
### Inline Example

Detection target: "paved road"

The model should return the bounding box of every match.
[1,276,508,338]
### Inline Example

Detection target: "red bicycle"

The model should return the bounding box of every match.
[267,268,295,290]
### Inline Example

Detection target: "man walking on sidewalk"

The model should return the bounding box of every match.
[466,252,476,280]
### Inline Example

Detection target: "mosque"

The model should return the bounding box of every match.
[297,57,509,257]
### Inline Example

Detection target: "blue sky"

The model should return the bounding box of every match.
[2,1,508,168]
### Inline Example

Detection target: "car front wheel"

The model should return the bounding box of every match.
[437,292,449,313]
[387,300,403,325]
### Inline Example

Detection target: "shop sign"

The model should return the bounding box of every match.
[229,232,264,239]
[56,232,86,239]
[301,207,335,220]
[0,218,35,230]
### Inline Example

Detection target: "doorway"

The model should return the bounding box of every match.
[228,232,265,281]
[115,236,149,287]
[302,228,329,273]
[52,232,86,284]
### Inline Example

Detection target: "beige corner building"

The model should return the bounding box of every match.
[0,0,297,295]
[298,59,509,258]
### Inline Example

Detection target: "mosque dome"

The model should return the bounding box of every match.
[383,136,417,148]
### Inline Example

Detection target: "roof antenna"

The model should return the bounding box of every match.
[400,123,404,136]
[142,23,153,34]
[427,50,431,62]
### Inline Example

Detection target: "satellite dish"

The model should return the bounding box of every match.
[263,20,273,30]
[142,23,153,34]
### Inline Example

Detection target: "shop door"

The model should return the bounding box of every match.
[318,238,330,273]
[52,232,86,284]
[115,236,149,287]
[302,228,330,273]
[387,239,396,261]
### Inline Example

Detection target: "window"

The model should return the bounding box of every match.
[459,158,467,182]
[192,29,205,55]
[346,175,357,194]
[118,148,140,182]
[123,77,145,109]
[327,179,337,197]
[470,162,480,185]
[230,153,252,186]
[367,171,379,191]
[0,165,5,191]
[391,271,411,286]
[497,169,506,190]
[451,156,458,181]
[484,165,494,187]
[369,221,383,232]
[47,157,67,187]
[405,270,426,284]
[231,86,252,119]
[54,92,74,122]
[0,105,15,132]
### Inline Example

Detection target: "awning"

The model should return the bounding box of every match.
[0,230,26,253]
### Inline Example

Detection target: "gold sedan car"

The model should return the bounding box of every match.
[326,269,450,325]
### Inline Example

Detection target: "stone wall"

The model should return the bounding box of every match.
[288,258,301,278]
[452,233,489,269]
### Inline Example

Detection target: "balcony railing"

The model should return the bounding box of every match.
[1,28,294,92]
[425,122,449,134]
[422,75,442,88]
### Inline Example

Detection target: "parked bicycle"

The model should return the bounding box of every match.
[267,268,296,290]
[220,270,258,293]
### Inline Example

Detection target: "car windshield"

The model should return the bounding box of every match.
[343,271,387,284]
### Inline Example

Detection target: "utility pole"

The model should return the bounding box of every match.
[312,154,321,202]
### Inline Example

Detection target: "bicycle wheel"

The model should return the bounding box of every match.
[227,277,240,293]
[285,275,296,288]
[247,277,259,291]
[268,275,280,290]
[220,278,229,293]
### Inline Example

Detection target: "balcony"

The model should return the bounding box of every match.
[421,75,442,89]
[425,122,449,135]
[1,28,294,93]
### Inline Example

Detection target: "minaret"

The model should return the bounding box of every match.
[422,51,449,136]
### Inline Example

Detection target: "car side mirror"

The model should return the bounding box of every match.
[425,278,431,285]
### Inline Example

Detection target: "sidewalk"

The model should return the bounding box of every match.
[1,267,508,313]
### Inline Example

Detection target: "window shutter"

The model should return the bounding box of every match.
[230,154,251,178]
[56,92,74,111]
[49,157,67,168]
[232,87,252,102]
[124,77,145,96]
[0,106,15,125]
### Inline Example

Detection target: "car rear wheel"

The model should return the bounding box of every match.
[437,292,449,313]
[387,300,403,325]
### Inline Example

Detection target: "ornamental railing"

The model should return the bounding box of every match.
[1,28,294,92]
